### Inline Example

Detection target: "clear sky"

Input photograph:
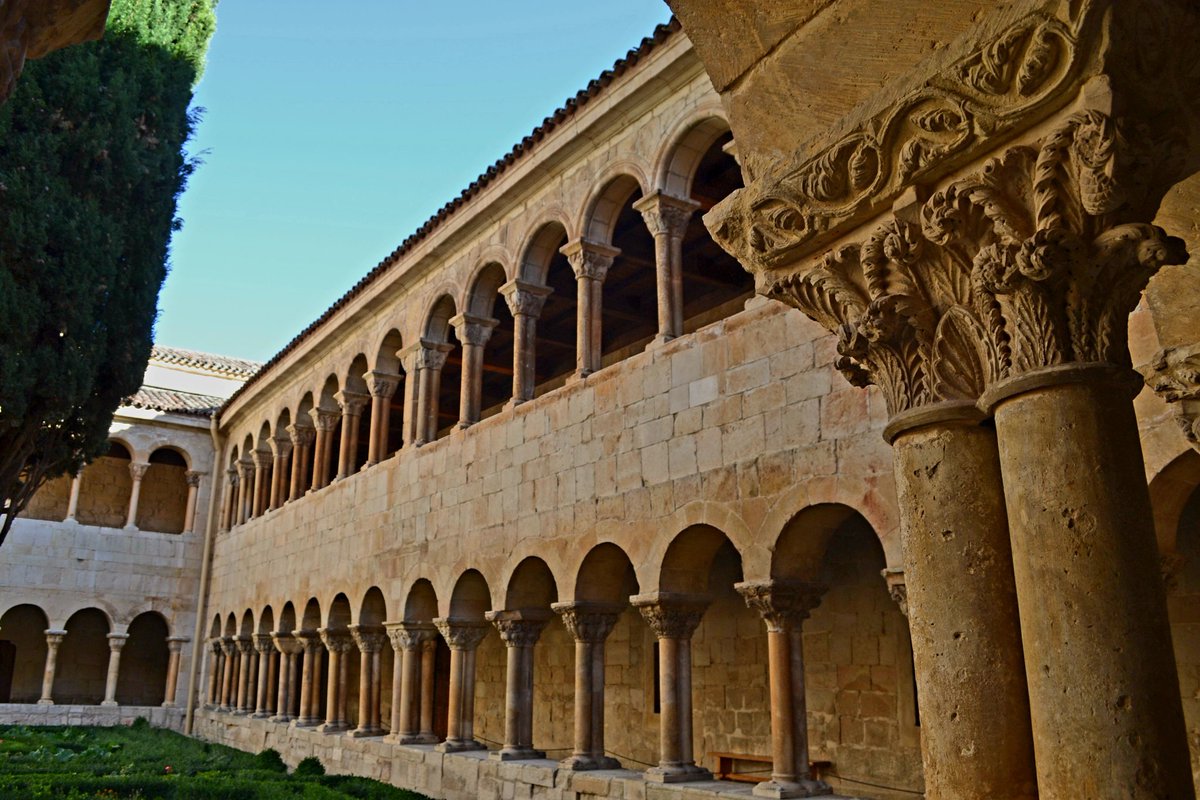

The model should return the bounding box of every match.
[156,1,674,363]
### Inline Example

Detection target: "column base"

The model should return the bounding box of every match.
[122,524,139,532]
[489,747,546,761]
[250,710,272,719]
[232,709,251,716]
[752,779,833,798]
[100,700,118,707]
[36,699,54,706]
[216,705,230,712]
[290,718,320,729]
[651,333,676,348]
[436,738,486,753]
[644,764,712,783]
[317,722,351,734]
[161,702,176,709]
[560,754,622,771]
[268,714,292,724]
[387,733,439,745]
[348,727,386,738]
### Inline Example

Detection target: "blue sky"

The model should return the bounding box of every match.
[156,2,674,362]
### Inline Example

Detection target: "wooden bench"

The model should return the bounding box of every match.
[710,753,832,783]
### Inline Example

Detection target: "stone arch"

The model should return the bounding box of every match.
[573,542,640,603]
[0,604,49,702]
[301,598,322,632]
[359,587,387,626]
[209,614,222,640]
[239,609,254,639]
[466,261,515,418]
[517,219,577,396]
[659,523,743,594]
[224,612,237,638]
[404,579,439,622]
[343,353,371,476]
[55,607,111,704]
[259,606,275,634]
[583,172,644,245]
[115,611,169,705]
[519,218,571,285]
[423,294,463,440]
[657,111,733,199]
[294,392,317,493]
[76,440,133,528]
[277,602,296,634]
[503,557,559,610]
[371,329,407,459]
[136,446,189,533]
[772,503,863,581]
[1150,449,1200,554]
[327,593,352,629]
[448,570,492,621]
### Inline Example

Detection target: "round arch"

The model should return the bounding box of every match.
[55,607,111,704]
[0,604,49,702]
[115,611,169,705]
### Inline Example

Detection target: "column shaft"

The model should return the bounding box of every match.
[419,640,436,739]
[100,634,127,706]
[124,464,147,529]
[39,631,65,704]
[64,473,82,521]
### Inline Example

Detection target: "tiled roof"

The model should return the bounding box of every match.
[124,386,223,417]
[150,345,262,379]
[221,18,683,415]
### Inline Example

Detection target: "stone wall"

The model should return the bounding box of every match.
[137,462,189,534]
[76,455,132,528]
[22,474,71,522]
[0,704,184,730]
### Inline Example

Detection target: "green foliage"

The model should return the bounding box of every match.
[295,756,327,777]
[253,748,288,774]
[0,0,217,544]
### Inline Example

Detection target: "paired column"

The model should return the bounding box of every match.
[291,630,324,727]
[218,636,237,710]
[235,635,255,714]
[308,408,340,491]
[551,601,622,770]
[384,621,439,744]
[250,450,271,518]
[334,390,369,480]
[631,592,711,782]
[500,279,552,405]
[737,581,830,799]
[317,627,354,733]
[349,624,387,737]
[237,458,253,525]
[633,191,699,344]
[450,312,498,428]
[432,618,489,752]
[560,239,619,378]
[408,340,453,445]
[252,633,275,718]
[206,638,224,707]
[162,635,188,707]
[364,370,401,466]
[182,471,203,533]
[100,632,128,706]
[123,462,149,530]
[270,631,302,723]
[486,610,550,761]
[64,470,82,522]
[286,424,314,501]
[220,468,238,531]
[268,434,292,511]
[38,629,67,704]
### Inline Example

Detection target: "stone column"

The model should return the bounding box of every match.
[561,239,620,378]
[407,339,453,445]
[286,424,314,502]
[162,635,188,707]
[736,581,830,798]
[450,312,498,428]
[551,601,622,770]
[308,408,340,491]
[433,618,489,752]
[206,638,222,708]
[349,624,387,737]
[334,390,369,480]
[292,631,322,727]
[38,629,67,704]
[250,450,271,518]
[64,470,83,522]
[271,632,301,722]
[486,610,550,761]
[633,191,699,344]
[237,458,253,524]
[418,637,437,741]
[318,627,354,733]
[182,471,204,533]
[219,636,236,710]
[220,468,237,531]
[252,633,274,717]
[364,370,401,466]
[100,632,128,706]
[234,635,254,714]
[631,592,711,782]
[384,621,438,744]
[500,279,552,405]
[268,434,292,511]
[123,461,149,530]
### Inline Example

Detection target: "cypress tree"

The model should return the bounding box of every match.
[0,0,217,544]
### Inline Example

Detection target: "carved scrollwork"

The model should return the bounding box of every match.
[1144,344,1200,448]
[735,580,828,632]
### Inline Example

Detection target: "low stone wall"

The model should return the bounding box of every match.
[192,710,860,800]
[0,703,185,731]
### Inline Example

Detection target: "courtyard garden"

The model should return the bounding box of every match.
[0,721,429,799]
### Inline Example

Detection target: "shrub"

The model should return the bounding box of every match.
[254,748,288,774]
[294,756,326,777]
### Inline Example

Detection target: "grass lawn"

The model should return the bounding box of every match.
[0,720,431,799]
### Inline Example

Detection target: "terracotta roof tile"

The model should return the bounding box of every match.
[124,386,223,417]
[151,345,262,379]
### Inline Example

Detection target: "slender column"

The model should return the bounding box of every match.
[500,279,552,405]
[123,462,149,530]
[631,592,711,783]
[449,312,498,428]
[308,408,340,491]
[271,632,301,723]
[218,637,236,710]
[234,636,254,713]
[364,370,401,466]
[349,625,387,737]
[182,471,204,533]
[333,390,369,480]
[486,610,549,761]
[237,458,253,524]
[206,638,222,707]
[561,239,619,377]
[100,632,129,706]
[220,469,237,531]
[268,434,292,511]
[398,349,421,448]
[385,621,437,743]
[405,340,453,445]
[433,618,489,752]
[37,629,67,704]
[292,631,322,727]
[318,627,354,733]
[64,470,83,522]
[251,633,273,717]
[162,635,188,707]
[286,424,314,502]
[633,191,699,343]
[552,602,622,770]
[250,450,271,518]
[419,638,437,740]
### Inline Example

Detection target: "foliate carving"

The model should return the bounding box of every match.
[707,11,1084,271]
[287,424,316,448]
[486,611,550,647]
[333,390,370,417]
[500,279,552,318]
[634,192,700,239]
[385,621,437,651]
[880,568,908,617]
[235,636,254,655]
[432,617,490,651]
[269,435,293,458]
[630,593,710,639]
[309,408,340,433]
[210,638,224,656]
[220,636,237,657]
[552,601,622,643]
[349,624,387,654]
[45,631,66,648]
[128,462,150,481]
[450,312,499,347]
[184,470,204,488]
[735,580,828,632]
[226,468,239,487]
[251,450,273,469]
[318,627,355,654]
[1144,345,1200,448]
[414,341,452,372]
[364,370,400,400]
[561,239,620,282]
[293,629,323,654]
[238,458,255,481]
[270,631,303,655]
[252,633,275,655]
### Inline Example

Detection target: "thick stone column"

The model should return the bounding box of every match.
[250,450,271,518]
[486,610,550,761]
[552,601,622,770]
[162,635,188,707]
[63,470,82,522]
[633,191,699,343]
[318,628,354,733]
[237,458,253,524]
[286,424,314,501]
[418,637,437,741]
[364,370,400,466]
[450,312,498,428]
[271,632,301,723]
[251,633,274,718]
[560,239,619,378]
[123,462,149,530]
[206,638,222,708]
[631,592,711,783]
[349,624,387,737]
[736,581,830,799]
[38,629,67,704]
[234,635,254,714]
[308,408,340,491]
[182,471,203,533]
[268,434,292,511]
[292,631,323,727]
[385,621,438,744]
[433,618,489,752]
[500,279,552,405]
[100,632,128,706]
[334,390,369,480]
[218,636,236,710]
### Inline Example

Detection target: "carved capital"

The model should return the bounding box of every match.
[550,601,622,643]
[226,467,239,487]
[270,631,303,656]
[238,457,255,481]
[406,339,454,372]
[219,636,237,657]
[1144,344,1200,448]
[881,568,909,617]
[633,191,700,239]
[349,624,387,654]
[364,369,401,400]
[251,450,273,470]
[293,629,324,655]
[1161,551,1188,595]
[44,629,67,648]
[450,312,499,347]
[735,580,828,632]
[385,620,438,652]
[333,390,370,418]
[268,435,293,459]
[106,633,128,651]
[166,635,188,653]
[235,635,254,656]
[210,637,224,656]
[561,239,620,282]
[485,609,551,647]
[287,423,316,448]
[500,279,553,318]
[317,627,355,654]
[184,470,205,488]
[432,617,490,651]
[252,633,275,655]
[308,407,340,433]
[630,592,709,639]
[128,461,149,481]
